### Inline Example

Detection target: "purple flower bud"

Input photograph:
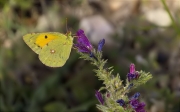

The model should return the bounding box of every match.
[95,91,104,105]
[130,63,135,74]
[116,99,125,106]
[106,93,110,97]
[127,73,134,82]
[129,98,146,112]
[131,92,140,99]
[135,102,146,112]
[129,93,146,112]
[129,99,139,109]
[98,39,105,51]
[127,64,139,82]
[74,29,93,54]
[127,83,134,89]
[135,71,140,79]
[90,52,98,61]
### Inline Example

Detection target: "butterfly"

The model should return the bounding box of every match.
[23,32,73,67]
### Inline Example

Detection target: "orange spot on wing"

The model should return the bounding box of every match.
[35,34,58,47]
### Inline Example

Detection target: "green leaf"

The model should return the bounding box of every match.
[68,100,96,112]
[43,102,67,112]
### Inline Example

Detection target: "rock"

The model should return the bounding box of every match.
[144,8,172,27]
[150,100,165,112]
[107,0,122,12]
[79,15,115,46]
[36,10,61,32]
[36,15,49,31]
[136,54,148,66]
[4,39,12,48]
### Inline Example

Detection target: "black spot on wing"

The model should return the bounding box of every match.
[33,43,41,48]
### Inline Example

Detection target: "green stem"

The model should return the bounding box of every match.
[161,0,180,34]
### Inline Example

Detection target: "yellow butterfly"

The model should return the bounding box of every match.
[23,32,73,67]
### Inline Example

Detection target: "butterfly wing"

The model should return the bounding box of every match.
[38,34,73,67]
[23,33,42,54]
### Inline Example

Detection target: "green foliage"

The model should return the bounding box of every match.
[0,0,180,111]
[132,71,152,87]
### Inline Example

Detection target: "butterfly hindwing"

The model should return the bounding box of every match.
[39,37,73,67]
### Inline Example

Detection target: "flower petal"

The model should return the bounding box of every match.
[130,99,139,108]
[135,102,146,112]
[130,99,146,112]
[130,63,135,74]
[74,43,90,53]
[95,91,104,105]
[116,99,125,106]
[131,92,140,99]
[76,29,92,50]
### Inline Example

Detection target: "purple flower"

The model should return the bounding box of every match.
[74,29,93,53]
[98,39,105,51]
[127,64,139,82]
[95,91,104,105]
[129,93,146,112]
[135,102,146,112]
[129,99,146,112]
[116,99,125,106]
[129,99,139,108]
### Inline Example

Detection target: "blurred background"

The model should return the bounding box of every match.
[0,0,180,112]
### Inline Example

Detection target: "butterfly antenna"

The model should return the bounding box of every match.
[66,18,68,33]
[65,18,70,39]
[65,18,77,38]
[72,33,78,38]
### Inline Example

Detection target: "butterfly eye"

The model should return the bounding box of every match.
[45,35,48,39]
